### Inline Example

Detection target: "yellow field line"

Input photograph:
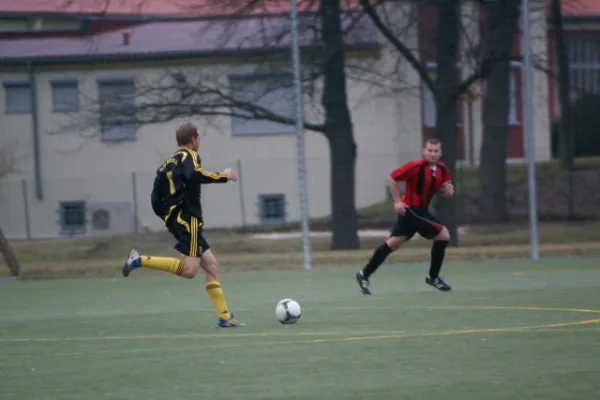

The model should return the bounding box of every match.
[0,330,407,343]
[403,305,600,314]
[300,318,600,344]
[209,305,600,314]
[0,320,598,360]
[1,305,598,344]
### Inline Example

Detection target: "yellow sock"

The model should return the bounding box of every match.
[140,255,184,275]
[205,281,231,320]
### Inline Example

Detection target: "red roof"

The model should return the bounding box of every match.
[1,0,599,17]
[0,0,244,15]
[0,0,355,16]
[561,0,600,17]
[0,1,374,63]
[0,13,378,62]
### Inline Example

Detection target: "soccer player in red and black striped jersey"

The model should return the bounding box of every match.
[356,138,454,294]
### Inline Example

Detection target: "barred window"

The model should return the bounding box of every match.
[565,33,600,100]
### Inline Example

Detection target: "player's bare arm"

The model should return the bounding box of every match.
[389,161,419,216]
[388,175,407,215]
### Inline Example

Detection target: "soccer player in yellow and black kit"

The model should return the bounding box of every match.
[122,122,246,328]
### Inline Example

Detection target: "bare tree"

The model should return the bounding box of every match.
[478,0,522,223]
[362,0,552,238]
[0,140,21,278]
[362,0,499,245]
[550,0,575,218]
[0,139,19,180]
[0,226,22,278]
[57,0,410,250]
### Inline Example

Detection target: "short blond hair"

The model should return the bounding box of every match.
[176,122,198,146]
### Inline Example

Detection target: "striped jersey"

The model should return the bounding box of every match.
[390,159,451,209]
[151,148,227,224]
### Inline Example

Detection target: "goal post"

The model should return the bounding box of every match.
[0,227,22,277]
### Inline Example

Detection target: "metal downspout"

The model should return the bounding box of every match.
[27,62,43,200]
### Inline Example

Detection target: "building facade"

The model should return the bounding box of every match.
[1,0,595,239]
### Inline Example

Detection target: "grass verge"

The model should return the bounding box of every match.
[4,220,600,280]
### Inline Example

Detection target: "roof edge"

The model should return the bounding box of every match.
[0,43,380,66]
[0,9,362,20]
[562,15,600,22]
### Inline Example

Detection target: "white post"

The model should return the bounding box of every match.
[520,0,540,260]
[289,0,312,270]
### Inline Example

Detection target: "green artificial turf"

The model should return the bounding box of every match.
[1,257,599,399]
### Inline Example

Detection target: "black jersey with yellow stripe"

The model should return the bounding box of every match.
[151,148,227,224]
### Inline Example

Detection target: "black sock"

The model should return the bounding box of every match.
[429,240,449,279]
[362,243,392,279]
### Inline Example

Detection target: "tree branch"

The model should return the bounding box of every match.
[454,0,521,99]
[360,0,436,93]
[54,0,401,143]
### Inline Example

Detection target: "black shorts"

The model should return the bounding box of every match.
[391,207,444,240]
[166,209,210,257]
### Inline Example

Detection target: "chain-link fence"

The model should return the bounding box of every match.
[0,153,397,240]
[1,154,598,241]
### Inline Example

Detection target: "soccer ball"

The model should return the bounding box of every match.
[275,298,301,324]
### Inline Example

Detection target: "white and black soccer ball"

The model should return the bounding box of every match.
[275,298,301,324]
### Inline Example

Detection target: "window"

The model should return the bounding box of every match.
[0,18,28,32]
[0,17,81,33]
[59,201,86,235]
[422,64,437,128]
[97,78,137,141]
[51,79,79,112]
[3,82,31,114]
[258,194,286,225]
[35,17,81,32]
[229,73,295,135]
[566,33,600,100]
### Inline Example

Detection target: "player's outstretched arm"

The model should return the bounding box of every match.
[181,154,230,184]
[194,167,229,184]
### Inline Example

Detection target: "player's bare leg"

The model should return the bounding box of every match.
[425,227,452,291]
[356,236,407,295]
[179,255,200,278]
[200,249,245,327]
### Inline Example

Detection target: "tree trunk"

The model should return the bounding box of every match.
[478,0,520,223]
[479,65,511,222]
[0,227,22,277]
[434,0,460,246]
[550,0,575,217]
[329,136,359,250]
[551,0,574,170]
[320,0,360,250]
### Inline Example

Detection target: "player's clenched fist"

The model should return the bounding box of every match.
[441,182,454,198]
[394,201,407,215]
